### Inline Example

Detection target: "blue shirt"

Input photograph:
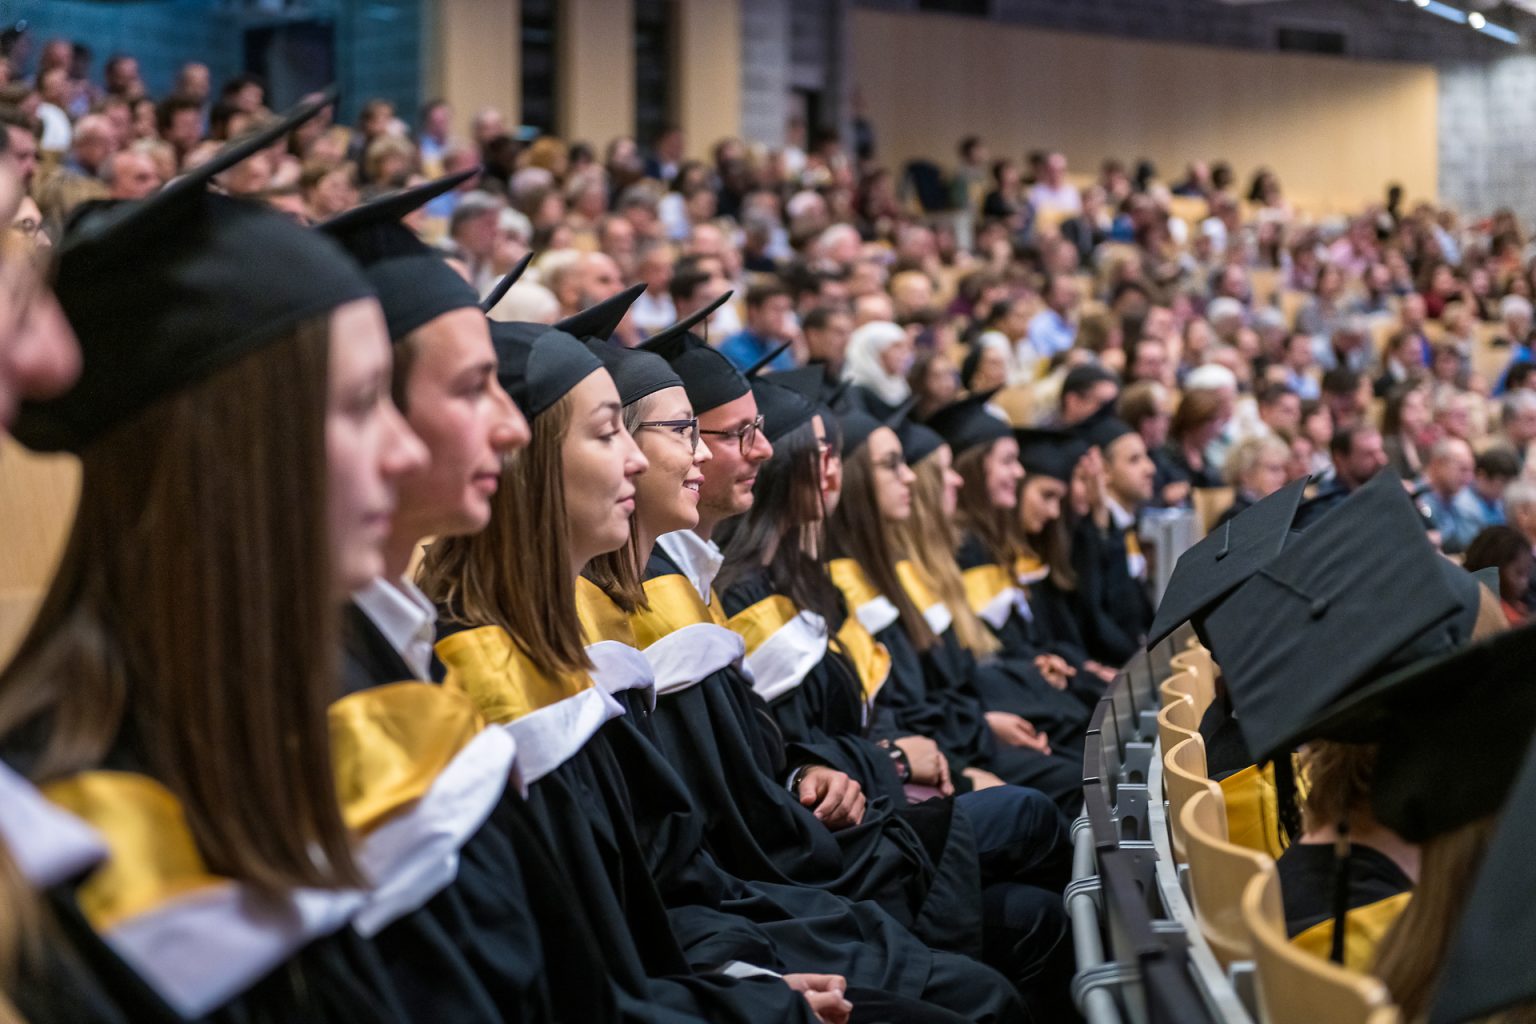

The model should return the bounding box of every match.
[1026,308,1076,358]
[718,330,795,372]
[1419,487,1480,554]
[1455,487,1504,532]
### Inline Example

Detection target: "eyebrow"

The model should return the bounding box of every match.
[594,401,623,418]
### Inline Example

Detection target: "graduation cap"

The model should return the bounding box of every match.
[923,391,1011,456]
[640,292,748,415]
[898,419,945,467]
[1144,476,1309,648]
[14,91,375,454]
[584,341,682,408]
[554,283,646,341]
[1015,427,1088,484]
[744,342,793,379]
[480,251,534,314]
[1075,403,1136,452]
[1427,637,1536,1023]
[318,168,482,342]
[769,363,848,411]
[751,377,818,444]
[491,324,603,419]
[837,409,883,457]
[1202,470,1487,764]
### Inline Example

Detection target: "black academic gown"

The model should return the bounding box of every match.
[2,738,414,1024]
[1275,842,1413,971]
[632,552,1026,1024]
[342,606,613,1024]
[1060,514,1153,666]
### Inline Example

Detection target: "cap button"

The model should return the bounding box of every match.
[1215,547,1229,561]
[1309,597,1329,619]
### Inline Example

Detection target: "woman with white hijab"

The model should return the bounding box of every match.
[841,320,914,409]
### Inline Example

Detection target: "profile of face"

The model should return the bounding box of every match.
[879,334,915,378]
[1242,446,1289,500]
[973,346,1008,393]
[561,369,648,569]
[1020,475,1066,535]
[0,192,80,432]
[1106,432,1155,506]
[1336,428,1388,489]
[867,426,915,522]
[326,298,429,594]
[395,308,528,545]
[818,415,844,515]
[632,385,710,538]
[1502,547,1533,605]
[924,354,960,407]
[697,392,773,525]
[982,436,1023,510]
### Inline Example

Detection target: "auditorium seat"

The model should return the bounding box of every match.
[1242,865,1401,1024]
[1156,689,1200,756]
[1158,666,1197,710]
[1181,787,1272,970]
[1193,486,1235,536]
[1169,646,1217,715]
[1163,736,1214,865]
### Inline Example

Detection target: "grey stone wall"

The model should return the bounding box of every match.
[741,0,791,146]
[1439,54,1536,223]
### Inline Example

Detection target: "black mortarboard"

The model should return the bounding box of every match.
[14,92,375,454]
[1075,404,1136,451]
[640,293,749,415]
[959,345,987,391]
[1145,476,1309,647]
[584,341,682,408]
[1428,642,1536,1023]
[555,283,646,341]
[768,363,849,411]
[1015,427,1088,484]
[924,391,1011,456]
[491,324,603,419]
[319,169,482,341]
[898,420,945,466]
[1202,471,1483,763]
[838,409,883,457]
[745,342,793,378]
[480,251,534,314]
[751,377,817,443]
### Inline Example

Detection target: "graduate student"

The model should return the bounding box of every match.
[0,97,426,1022]
[826,409,1085,814]
[418,318,853,1023]
[321,184,621,1023]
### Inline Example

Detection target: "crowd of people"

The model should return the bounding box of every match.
[0,30,1533,1024]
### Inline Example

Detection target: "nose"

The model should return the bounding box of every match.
[382,401,429,480]
[620,427,649,478]
[5,295,81,404]
[490,385,530,452]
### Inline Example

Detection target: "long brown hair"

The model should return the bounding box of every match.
[827,439,936,651]
[420,391,591,676]
[894,452,1000,656]
[0,320,360,893]
[954,442,1021,568]
[0,844,40,1024]
[1373,817,1496,1021]
[1297,741,1376,834]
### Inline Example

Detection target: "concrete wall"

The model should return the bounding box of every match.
[1439,54,1536,223]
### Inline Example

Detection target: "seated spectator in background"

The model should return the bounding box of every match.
[629,241,675,337]
[1119,380,1185,507]
[1027,274,1081,359]
[1163,387,1227,489]
[1281,330,1321,400]
[959,337,1009,395]
[1296,263,1347,340]
[1316,317,1373,374]
[1463,525,1532,624]
[155,93,203,165]
[1126,336,1172,388]
[34,66,73,153]
[1381,383,1434,482]
[1056,362,1120,427]
[1027,151,1080,218]
[1457,444,1520,535]
[1217,434,1291,526]
[1296,422,1390,528]
[842,319,912,409]
[1375,328,1426,398]
[62,112,113,177]
[802,304,853,379]
[443,191,504,294]
[1500,388,1536,466]
[719,282,796,371]
[909,350,959,421]
[1256,381,1302,438]
[1073,305,1124,376]
[301,160,357,222]
[981,158,1031,235]
[1434,387,1480,443]
[1418,438,1478,554]
[1494,294,1536,394]
[1322,366,1369,431]
[974,298,1036,384]
[101,145,160,200]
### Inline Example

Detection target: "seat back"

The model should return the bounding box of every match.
[1170,646,1217,715]
[1182,787,1272,969]
[1159,666,1197,709]
[1163,736,1213,864]
[1242,864,1402,1024]
[1156,693,1200,755]
[1192,486,1235,536]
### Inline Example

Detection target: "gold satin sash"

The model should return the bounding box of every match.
[836,615,891,703]
[1124,529,1143,558]
[1013,554,1048,586]
[436,625,592,725]
[631,573,719,647]
[962,563,1015,617]
[1291,891,1413,972]
[894,559,941,613]
[43,772,221,931]
[328,683,484,832]
[1220,762,1287,860]
[575,577,638,647]
[828,558,885,611]
[726,595,800,656]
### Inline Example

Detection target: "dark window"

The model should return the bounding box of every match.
[634,0,674,146]
[1274,25,1348,55]
[521,0,559,136]
[917,0,990,16]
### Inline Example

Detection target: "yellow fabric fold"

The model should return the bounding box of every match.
[43,772,221,931]
[828,558,884,611]
[1291,892,1413,973]
[575,577,638,647]
[632,573,718,647]
[1220,761,1287,860]
[436,625,592,725]
[1013,554,1049,585]
[894,559,941,612]
[726,595,800,656]
[328,682,484,832]
[836,614,891,703]
[962,563,1015,617]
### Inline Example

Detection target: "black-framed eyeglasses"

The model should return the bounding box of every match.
[699,414,764,456]
[636,417,700,452]
[870,452,906,473]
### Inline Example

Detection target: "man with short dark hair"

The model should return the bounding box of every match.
[719,282,796,371]
[1321,366,1368,431]
[1419,437,1477,553]
[1457,444,1520,536]
[1056,363,1119,426]
[0,110,41,191]
[1257,381,1301,436]
[1295,422,1390,529]
[156,95,204,165]
[801,305,852,379]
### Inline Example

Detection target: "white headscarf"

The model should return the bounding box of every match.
[842,320,912,407]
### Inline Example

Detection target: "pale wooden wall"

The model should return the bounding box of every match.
[851,9,1439,213]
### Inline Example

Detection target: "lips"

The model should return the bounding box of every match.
[616,488,636,512]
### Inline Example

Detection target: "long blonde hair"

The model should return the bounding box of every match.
[892,452,1000,656]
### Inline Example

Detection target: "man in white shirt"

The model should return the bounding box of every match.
[35,67,73,154]
[1026,152,1081,218]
